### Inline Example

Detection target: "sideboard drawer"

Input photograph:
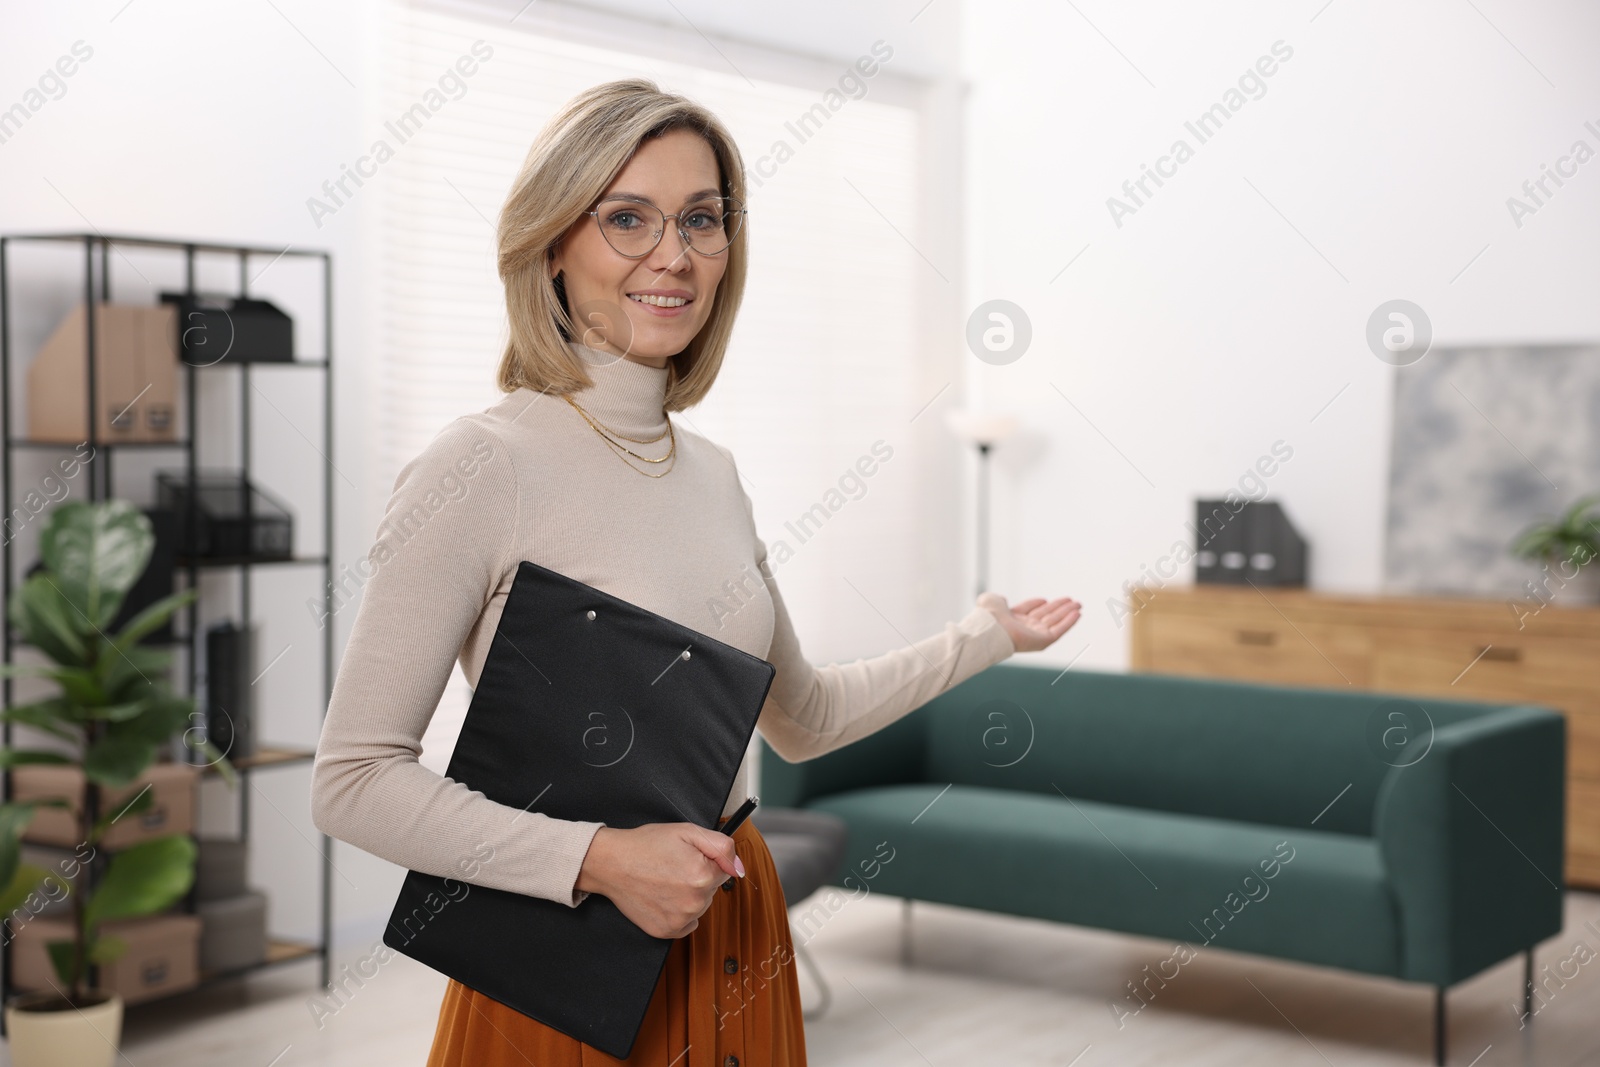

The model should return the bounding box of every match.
[1370,629,1599,715]
[1138,609,1371,688]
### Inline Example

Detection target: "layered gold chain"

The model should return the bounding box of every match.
[562,394,677,477]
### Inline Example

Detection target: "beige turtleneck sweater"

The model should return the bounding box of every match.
[310,341,1016,908]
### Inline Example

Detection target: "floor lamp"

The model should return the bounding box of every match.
[945,410,1019,598]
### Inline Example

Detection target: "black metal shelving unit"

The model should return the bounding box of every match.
[0,232,335,1019]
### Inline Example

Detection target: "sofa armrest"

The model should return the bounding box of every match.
[1373,704,1565,985]
[757,708,928,809]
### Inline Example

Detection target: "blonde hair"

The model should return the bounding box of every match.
[495,78,748,411]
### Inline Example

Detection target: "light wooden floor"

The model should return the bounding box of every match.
[16,889,1600,1066]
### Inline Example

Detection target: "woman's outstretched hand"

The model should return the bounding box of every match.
[977,592,1081,653]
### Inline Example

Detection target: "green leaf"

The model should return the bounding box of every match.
[109,693,195,745]
[1510,522,1557,560]
[98,645,177,699]
[83,734,156,789]
[1559,492,1600,531]
[109,589,196,656]
[196,739,239,789]
[0,862,52,922]
[46,938,82,989]
[39,664,108,708]
[0,802,43,890]
[89,933,127,964]
[0,662,58,681]
[83,698,151,723]
[40,500,153,630]
[84,834,196,928]
[10,573,89,665]
[89,785,156,843]
[0,698,81,742]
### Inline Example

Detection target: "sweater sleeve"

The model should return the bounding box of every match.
[717,448,1017,763]
[310,416,606,908]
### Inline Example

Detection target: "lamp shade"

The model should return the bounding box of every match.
[945,409,1019,446]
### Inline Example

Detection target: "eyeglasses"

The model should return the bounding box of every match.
[584,195,746,258]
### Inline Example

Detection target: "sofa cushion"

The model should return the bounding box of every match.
[809,783,1401,976]
[918,666,1496,838]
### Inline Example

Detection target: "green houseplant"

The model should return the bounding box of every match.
[1511,491,1600,604]
[0,500,236,1067]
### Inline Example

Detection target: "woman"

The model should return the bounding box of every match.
[310,78,1081,1066]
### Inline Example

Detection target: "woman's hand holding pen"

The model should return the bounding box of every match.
[575,823,744,939]
[978,592,1082,653]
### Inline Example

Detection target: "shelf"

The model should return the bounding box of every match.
[1,227,337,1009]
[192,358,328,367]
[10,438,192,449]
[204,745,315,774]
[7,936,325,1009]
[174,553,328,568]
[1,232,330,259]
[198,937,322,984]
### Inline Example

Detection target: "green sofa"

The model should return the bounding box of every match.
[759,663,1566,1064]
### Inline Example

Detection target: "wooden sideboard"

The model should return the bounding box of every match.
[1127,583,1600,889]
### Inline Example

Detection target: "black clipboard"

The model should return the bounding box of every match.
[381,559,776,1058]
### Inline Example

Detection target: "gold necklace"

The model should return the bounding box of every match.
[561,394,671,444]
[563,394,677,477]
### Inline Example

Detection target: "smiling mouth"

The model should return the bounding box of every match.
[628,294,692,308]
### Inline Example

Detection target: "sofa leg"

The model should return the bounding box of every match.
[1434,985,1446,1066]
[900,898,913,967]
[1524,948,1535,1022]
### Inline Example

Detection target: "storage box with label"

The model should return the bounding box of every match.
[198,889,268,974]
[11,762,199,850]
[9,912,202,1005]
[26,301,179,442]
[195,836,250,901]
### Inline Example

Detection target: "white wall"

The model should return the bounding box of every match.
[961,0,1600,671]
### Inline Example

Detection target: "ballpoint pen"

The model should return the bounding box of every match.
[719,794,758,835]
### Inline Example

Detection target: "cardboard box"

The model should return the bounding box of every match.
[197,889,268,973]
[195,837,249,901]
[9,912,202,1005]
[27,301,179,442]
[12,762,198,850]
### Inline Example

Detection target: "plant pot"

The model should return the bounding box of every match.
[4,988,124,1067]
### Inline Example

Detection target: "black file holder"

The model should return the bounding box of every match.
[1195,499,1308,586]
[381,559,776,1059]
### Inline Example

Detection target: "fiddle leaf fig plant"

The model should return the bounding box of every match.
[0,499,236,1008]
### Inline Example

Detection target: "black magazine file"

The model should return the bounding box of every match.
[381,559,776,1059]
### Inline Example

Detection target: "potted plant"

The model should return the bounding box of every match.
[0,500,235,1067]
[1510,492,1600,605]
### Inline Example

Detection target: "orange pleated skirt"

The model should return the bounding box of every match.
[425,815,808,1066]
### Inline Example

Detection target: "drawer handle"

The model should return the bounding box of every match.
[1478,645,1521,663]
[1236,630,1278,647]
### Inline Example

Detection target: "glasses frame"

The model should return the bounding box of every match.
[583,194,747,259]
